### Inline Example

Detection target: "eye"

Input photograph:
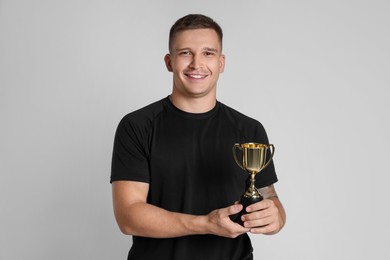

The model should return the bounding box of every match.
[204,51,214,56]
[179,51,191,56]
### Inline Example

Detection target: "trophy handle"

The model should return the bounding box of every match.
[260,144,275,171]
[233,143,245,170]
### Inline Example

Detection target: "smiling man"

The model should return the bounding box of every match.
[165,28,225,112]
[111,14,286,260]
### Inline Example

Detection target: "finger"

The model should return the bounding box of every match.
[242,208,271,222]
[243,215,272,229]
[249,219,281,234]
[246,199,274,212]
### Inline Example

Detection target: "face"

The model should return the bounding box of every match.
[164,29,225,99]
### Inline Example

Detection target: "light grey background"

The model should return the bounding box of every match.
[1,0,389,259]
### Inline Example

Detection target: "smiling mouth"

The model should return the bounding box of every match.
[185,73,208,79]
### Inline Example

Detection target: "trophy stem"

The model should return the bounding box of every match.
[245,172,261,199]
[233,172,263,225]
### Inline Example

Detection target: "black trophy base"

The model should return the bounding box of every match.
[233,194,263,226]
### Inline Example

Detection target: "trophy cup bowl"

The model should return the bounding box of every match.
[232,143,275,225]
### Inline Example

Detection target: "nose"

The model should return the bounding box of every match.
[189,54,203,69]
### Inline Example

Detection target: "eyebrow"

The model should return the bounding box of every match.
[174,48,190,52]
[174,47,219,53]
[203,47,219,53]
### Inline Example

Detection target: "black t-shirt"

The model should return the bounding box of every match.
[111,96,278,260]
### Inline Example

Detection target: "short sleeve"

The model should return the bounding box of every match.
[110,115,150,183]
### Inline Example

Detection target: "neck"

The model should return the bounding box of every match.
[169,92,217,113]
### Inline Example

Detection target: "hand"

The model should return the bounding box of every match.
[206,204,250,238]
[241,198,285,235]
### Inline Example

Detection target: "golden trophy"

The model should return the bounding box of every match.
[232,143,275,224]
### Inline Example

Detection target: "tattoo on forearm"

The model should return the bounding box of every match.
[258,185,278,199]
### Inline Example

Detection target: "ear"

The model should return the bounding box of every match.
[164,54,173,72]
[219,54,225,73]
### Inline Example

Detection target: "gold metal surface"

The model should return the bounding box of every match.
[233,143,275,199]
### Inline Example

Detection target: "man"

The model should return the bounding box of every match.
[111,14,286,260]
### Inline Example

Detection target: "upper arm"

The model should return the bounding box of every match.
[112,180,149,231]
[112,180,149,207]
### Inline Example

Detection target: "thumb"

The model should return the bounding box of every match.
[226,203,243,216]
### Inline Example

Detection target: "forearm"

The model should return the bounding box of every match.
[113,181,249,238]
[115,202,208,238]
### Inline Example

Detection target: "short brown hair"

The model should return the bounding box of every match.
[169,14,223,53]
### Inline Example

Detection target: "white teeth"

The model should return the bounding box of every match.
[188,74,205,79]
